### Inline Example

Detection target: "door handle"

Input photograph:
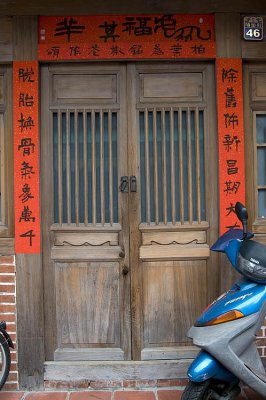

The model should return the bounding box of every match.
[130,176,137,192]
[120,176,129,193]
[122,264,129,275]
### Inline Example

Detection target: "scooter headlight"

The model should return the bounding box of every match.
[195,310,244,326]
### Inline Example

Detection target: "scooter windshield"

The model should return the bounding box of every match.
[211,229,244,253]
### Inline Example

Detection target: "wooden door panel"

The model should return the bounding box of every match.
[128,63,218,360]
[142,260,206,344]
[54,261,124,361]
[41,64,130,361]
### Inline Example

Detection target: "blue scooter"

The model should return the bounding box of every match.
[182,202,266,399]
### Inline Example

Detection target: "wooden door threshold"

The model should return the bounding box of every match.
[44,360,190,381]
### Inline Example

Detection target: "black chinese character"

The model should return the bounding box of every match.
[154,15,177,38]
[225,203,236,216]
[18,138,35,156]
[122,17,152,36]
[19,183,34,203]
[222,68,238,83]
[99,21,120,42]
[20,230,36,246]
[226,159,238,175]
[223,134,241,152]
[129,44,143,55]
[21,161,35,179]
[18,113,35,132]
[224,180,240,195]
[88,44,100,57]
[19,206,36,222]
[19,93,34,107]
[191,44,205,55]
[224,87,237,108]
[152,44,164,55]
[175,26,211,41]
[226,221,240,229]
[18,68,34,83]
[224,112,238,129]
[170,44,182,56]
[47,46,60,58]
[110,45,125,56]
[69,46,81,56]
[54,18,85,42]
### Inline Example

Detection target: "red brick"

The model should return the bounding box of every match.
[123,380,157,388]
[0,274,15,283]
[158,390,183,400]
[157,379,188,387]
[70,392,112,400]
[115,391,156,400]
[0,304,16,312]
[0,265,15,273]
[0,256,15,264]
[0,314,16,322]
[90,381,122,389]
[0,393,24,400]
[24,393,67,400]
[2,382,19,390]
[0,294,15,303]
[44,380,90,390]
[0,284,15,293]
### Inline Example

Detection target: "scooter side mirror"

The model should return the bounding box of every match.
[235,202,248,237]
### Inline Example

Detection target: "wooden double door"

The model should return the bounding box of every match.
[41,62,218,362]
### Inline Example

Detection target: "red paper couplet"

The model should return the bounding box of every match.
[216,58,245,234]
[13,61,40,254]
[38,14,216,60]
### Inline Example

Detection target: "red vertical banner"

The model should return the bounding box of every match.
[216,58,245,234]
[13,61,40,253]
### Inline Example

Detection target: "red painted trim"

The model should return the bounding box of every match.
[216,58,246,234]
[13,61,40,254]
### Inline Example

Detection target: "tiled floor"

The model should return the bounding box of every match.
[0,388,262,400]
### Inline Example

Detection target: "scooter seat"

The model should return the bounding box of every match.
[237,240,266,283]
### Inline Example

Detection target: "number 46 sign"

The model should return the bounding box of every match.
[244,16,263,41]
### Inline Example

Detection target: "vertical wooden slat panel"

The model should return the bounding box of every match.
[100,110,105,225]
[91,110,96,225]
[57,111,62,225]
[178,108,184,224]
[162,108,167,224]
[187,108,193,223]
[195,107,201,223]
[144,108,150,224]
[83,110,88,225]
[66,110,71,225]
[170,108,176,224]
[109,110,113,225]
[153,109,159,225]
[74,110,79,225]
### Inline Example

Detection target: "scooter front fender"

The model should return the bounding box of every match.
[188,350,237,383]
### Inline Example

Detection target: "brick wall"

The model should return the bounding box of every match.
[257,320,266,359]
[0,255,18,390]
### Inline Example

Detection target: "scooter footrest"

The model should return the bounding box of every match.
[245,363,266,383]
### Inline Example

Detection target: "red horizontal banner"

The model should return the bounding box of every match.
[13,61,40,254]
[38,14,216,60]
[216,58,245,234]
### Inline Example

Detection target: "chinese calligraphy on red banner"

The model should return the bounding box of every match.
[38,14,216,60]
[13,61,40,253]
[216,59,245,234]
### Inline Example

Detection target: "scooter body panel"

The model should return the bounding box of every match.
[196,280,266,326]
[187,350,237,383]
[189,308,266,398]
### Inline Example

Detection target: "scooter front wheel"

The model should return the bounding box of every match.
[181,380,240,400]
[181,380,211,400]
